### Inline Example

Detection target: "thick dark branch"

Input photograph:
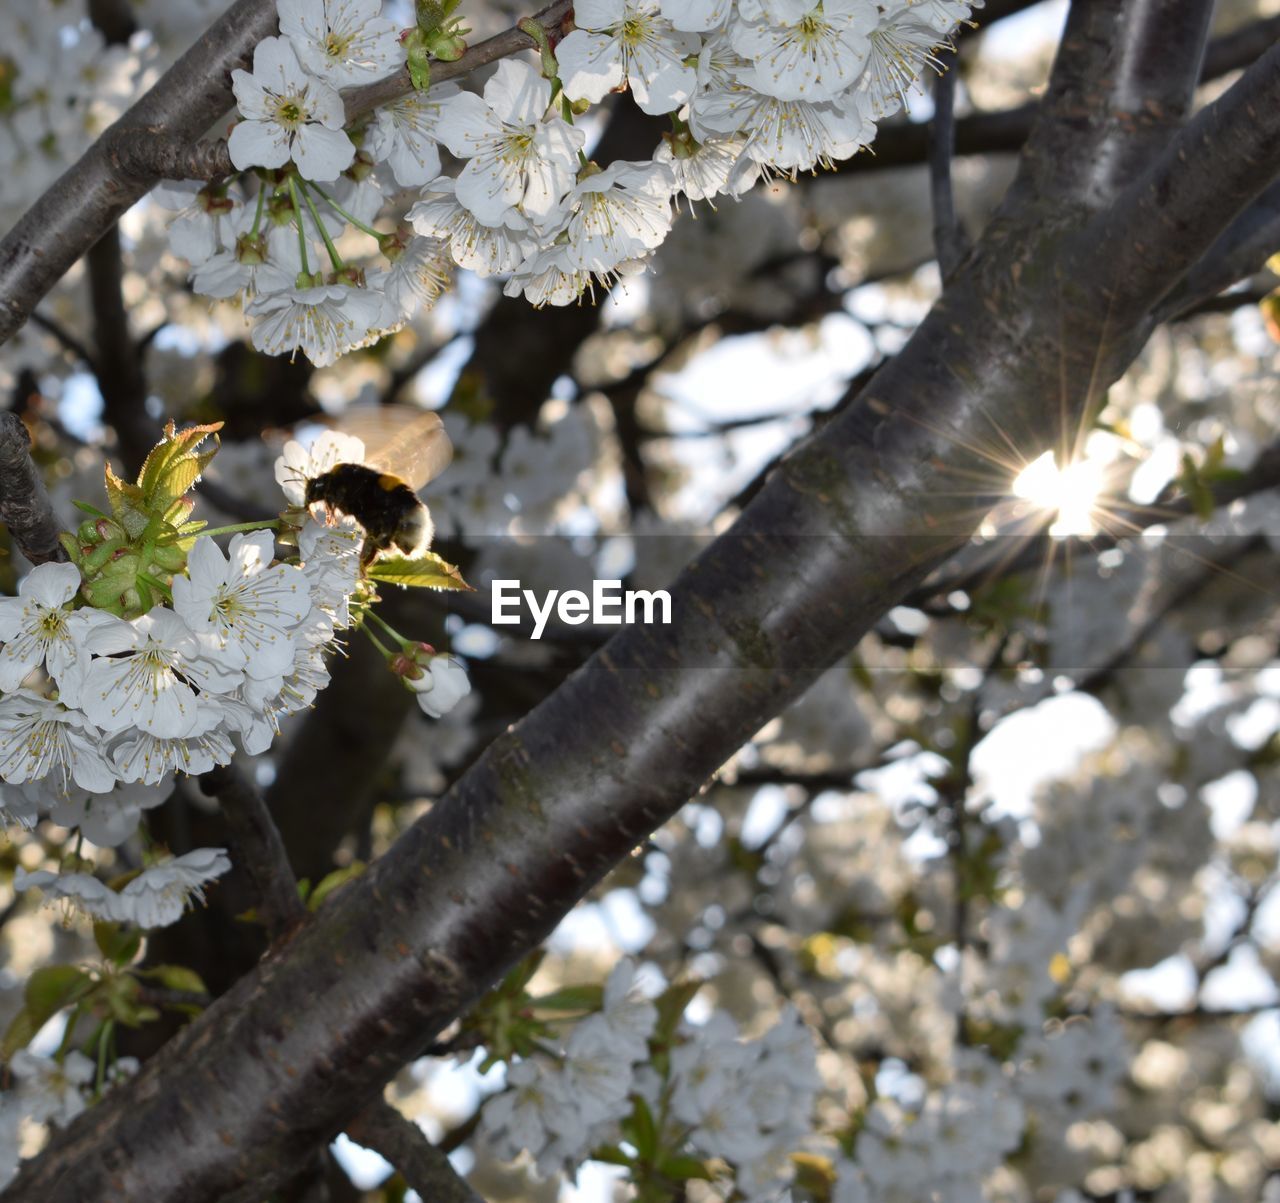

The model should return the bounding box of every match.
[11,48,1280,1203]
[1088,39,1280,330]
[198,764,306,941]
[0,0,278,347]
[1157,179,1280,321]
[345,1103,484,1203]
[1015,0,1215,208]
[1201,14,1280,80]
[0,413,68,566]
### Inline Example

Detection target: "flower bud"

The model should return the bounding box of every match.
[409,653,470,718]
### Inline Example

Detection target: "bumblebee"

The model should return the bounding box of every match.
[300,406,453,567]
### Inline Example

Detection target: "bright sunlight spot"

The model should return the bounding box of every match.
[1012,450,1106,536]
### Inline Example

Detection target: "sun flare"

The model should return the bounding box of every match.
[1012,451,1106,537]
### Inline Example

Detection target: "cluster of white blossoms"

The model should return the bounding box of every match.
[0,427,469,929]
[156,0,976,363]
[477,960,821,1199]
[0,6,150,224]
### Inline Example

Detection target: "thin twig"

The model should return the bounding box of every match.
[346,1102,485,1203]
[28,311,98,369]
[928,48,970,280]
[198,763,306,941]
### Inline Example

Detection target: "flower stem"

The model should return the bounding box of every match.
[249,180,267,238]
[308,182,384,239]
[365,605,408,650]
[287,176,311,278]
[360,619,394,658]
[297,178,345,271]
[136,571,174,603]
[95,1019,115,1100]
[183,520,281,542]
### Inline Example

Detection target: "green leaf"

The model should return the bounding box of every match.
[652,979,701,1045]
[0,1010,40,1062]
[307,862,367,910]
[408,46,432,91]
[532,984,603,1013]
[626,1094,659,1162]
[587,1144,634,1168]
[1178,452,1216,521]
[368,551,472,591]
[93,922,142,966]
[657,1154,716,1182]
[140,964,209,997]
[26,964,94,1018]
[104,462,150,538]
[136,421,223,509]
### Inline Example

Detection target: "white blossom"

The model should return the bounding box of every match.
[372,236,453,322]
[228,37,355,181]
[660,0,732,31]
[110,848,233,928]
[731,0,878,101]
[172,532,310,680]
[692,81,875,172]
[368,83,459,187]
[435,59,585,225]
[558,0,700,115]
[858,10,950,118]
[9,1051,94,1126]
[407,179,534,278]
[0,561,115,705]
[81,609,206,738]
[562,1013,636,1123]
[278,0,400,88]
[152,180,242,266]
[248,283,390,367]
[561,160,676,272]
[599,960,658,1060]
[14,866,124,923]
[0,690,116,795]
[480,1058,587,1166]
[654,131,758,203]
[111,701,236,785]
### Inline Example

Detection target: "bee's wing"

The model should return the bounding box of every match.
[323,406,453,492]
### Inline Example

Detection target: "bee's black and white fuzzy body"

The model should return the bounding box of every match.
[304,463,434,566]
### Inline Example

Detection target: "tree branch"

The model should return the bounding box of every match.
[0,413,68,566]
[928,48,970,280]
[9,34,1280,1203]
[198,763,307,942]
[1156,178,1280,321]
[345,1102,485,1203]
[1013,0,1215,209]
[128,1,576,183]
[0,0,279,347]
[86,227,153,476]
[1088,38,1280,334]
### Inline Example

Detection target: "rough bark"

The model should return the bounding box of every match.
[0,414,69,566]
[3,16,1278,1201]
[0,0,279,347]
